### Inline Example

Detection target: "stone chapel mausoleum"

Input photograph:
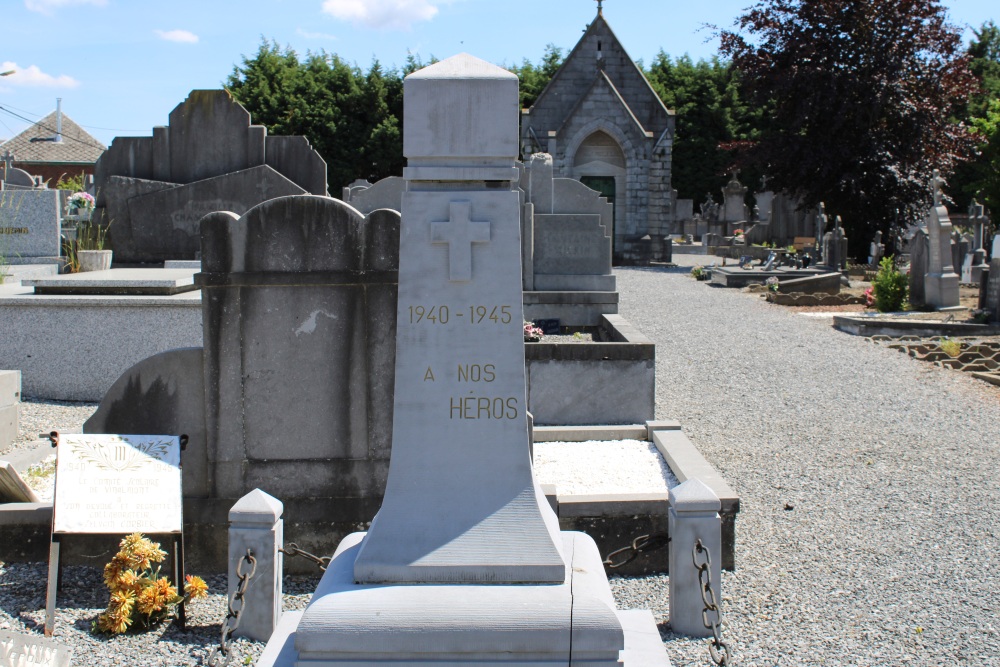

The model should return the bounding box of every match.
[520,5,675,264]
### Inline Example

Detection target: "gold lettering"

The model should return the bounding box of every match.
[447,396,519,420]
[457,363,496,382]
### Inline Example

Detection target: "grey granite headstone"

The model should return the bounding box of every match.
[94,90,328,263]
[985,258,1000,321]
[721,172,746,223]
[341,175,406,215]
[532,213,614,290]
[924,171,960,309]
[908,228,928,307]
[127,166,306,259]
[0,189,61,262]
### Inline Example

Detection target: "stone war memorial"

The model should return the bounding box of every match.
[93,90,328,263]
[255,53,667,666]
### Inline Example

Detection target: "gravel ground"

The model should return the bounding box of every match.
[613,265,1000,666]
[3,263,999,665]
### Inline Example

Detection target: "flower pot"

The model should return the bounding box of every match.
[78,249,113,272]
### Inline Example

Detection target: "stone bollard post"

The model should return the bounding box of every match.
[668,478,721,637]
[228,488,283,641]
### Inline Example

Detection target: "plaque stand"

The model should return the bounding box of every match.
[44,432,188,637]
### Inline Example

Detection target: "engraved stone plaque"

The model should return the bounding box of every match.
[52,434,182,534]
[0,630,72,666]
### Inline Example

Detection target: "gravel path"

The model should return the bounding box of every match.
[3,265,999,665]
[613,265,1000,666]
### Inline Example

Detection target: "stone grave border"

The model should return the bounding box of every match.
[534,420,740,573]
[0,421,739,575]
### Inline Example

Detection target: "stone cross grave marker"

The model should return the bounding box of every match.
[924,169,960,309]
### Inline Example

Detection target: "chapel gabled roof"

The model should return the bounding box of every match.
[0,109,105,164]
[526,10,672,125]
[557,70,652,139]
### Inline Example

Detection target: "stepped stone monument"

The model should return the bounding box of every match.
[259,53,654,666]
[93,90,328,263]
[924,170,960,310]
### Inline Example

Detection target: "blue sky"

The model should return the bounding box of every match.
[2,0,997,148]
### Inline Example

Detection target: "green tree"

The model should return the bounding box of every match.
[718,0,978,256]
[967,98,1000,219]
[226,41,409,190]
[645,53,761,206]
[510,44,564,110]
[950,21,1000,215]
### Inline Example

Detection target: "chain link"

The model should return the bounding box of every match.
[279,543,331,571]
[602,532,670,569]
[206,549,257,667]
[693,539,731,667]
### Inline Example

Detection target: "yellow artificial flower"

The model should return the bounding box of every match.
[184,575,209,600]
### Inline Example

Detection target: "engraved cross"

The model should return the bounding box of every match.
[431,201,491,282]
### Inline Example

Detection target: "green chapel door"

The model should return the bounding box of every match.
[580,176,616,255]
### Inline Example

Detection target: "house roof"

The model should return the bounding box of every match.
[0,109,105,164]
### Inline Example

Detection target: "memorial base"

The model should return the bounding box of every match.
[258,531,670,666]
[924,272,961,311]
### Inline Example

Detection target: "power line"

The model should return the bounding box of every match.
[0,101,142,135]
[0,105,105,150]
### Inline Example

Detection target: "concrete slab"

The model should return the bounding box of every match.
[23,268,199,295]
[833,313,1000,338]
[710,266,825,288]
[617,609,671,666]
[2,264,59,283]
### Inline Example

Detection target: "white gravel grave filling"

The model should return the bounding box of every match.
[532,439,679,495]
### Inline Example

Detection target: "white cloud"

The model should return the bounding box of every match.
[297,28,338,41]
[24,0,107,15]
[321,0,442,30]
[154,29,200,44]
[0,62,79,88]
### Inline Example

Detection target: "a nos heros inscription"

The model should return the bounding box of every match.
[408,301,521,420]
[422,362,519,420]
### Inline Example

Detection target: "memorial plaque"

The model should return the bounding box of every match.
[0,630,72,667]
[52,434,182,534]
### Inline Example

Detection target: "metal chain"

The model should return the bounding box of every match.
[602,532,670,569]
[206,549,257,667]
[692,539,731,667]
[279,543,331,571]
